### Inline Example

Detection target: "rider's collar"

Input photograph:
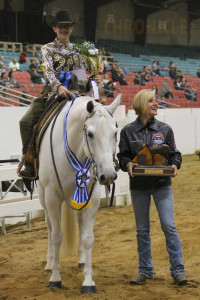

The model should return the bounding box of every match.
[55,37,71,49]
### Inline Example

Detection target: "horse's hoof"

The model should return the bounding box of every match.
[78,263,85,268]
[82,285,96,294]
[44,269,52,274]
[49,281,62,288]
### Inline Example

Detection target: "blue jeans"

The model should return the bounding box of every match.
[131,185,185,278]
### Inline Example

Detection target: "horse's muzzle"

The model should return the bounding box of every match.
[99,172,117,185]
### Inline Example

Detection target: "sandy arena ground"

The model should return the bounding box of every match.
[0,154,200,300]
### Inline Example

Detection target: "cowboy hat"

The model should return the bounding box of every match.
[46,10,75,27]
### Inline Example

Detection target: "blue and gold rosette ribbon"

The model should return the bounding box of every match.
[63,99,91,209]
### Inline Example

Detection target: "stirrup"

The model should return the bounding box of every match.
[18,157,38,180]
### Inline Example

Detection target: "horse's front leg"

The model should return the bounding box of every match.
[77,212,86,268]
[81,213,95,293]
[81,190,100,293]
[45,188,63,288]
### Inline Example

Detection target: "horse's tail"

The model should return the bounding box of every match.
[60,201,79,256]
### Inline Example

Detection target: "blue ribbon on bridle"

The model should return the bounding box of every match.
[63,99,91,207]
[59,71,72,88]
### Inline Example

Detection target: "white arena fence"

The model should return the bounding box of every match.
[0,105,200,233]
[0,163,131,234]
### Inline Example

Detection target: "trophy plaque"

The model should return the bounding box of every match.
[132,144,174,177]
[133,165,174,176]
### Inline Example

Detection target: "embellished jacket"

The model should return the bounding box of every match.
[117,117,182,190]
[41,38,88,94]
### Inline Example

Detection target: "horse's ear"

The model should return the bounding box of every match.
[86,101,94,114]
[107,93,122,115]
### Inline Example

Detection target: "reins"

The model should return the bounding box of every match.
[83,124,96,166]
[50,99,96,211]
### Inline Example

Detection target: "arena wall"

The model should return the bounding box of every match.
[0,106,199,160]
[42,0,200,46]
[95,0,135,43]
[1,0,200,46]
[146,2,189,46]
[0,0,24,11]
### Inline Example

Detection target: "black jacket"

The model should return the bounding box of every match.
[117,117,182,190]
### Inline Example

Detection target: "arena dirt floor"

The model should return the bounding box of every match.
[0,154,200,300]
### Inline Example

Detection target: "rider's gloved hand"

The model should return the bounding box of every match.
[58,85,74,99]
[58,85,69,97]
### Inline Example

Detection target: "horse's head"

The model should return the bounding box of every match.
[83,94,121,185]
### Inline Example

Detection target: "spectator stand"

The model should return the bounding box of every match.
[12,71,44,98]
[0,84,36,107]
[0,41,23,53]
[108,52,200,110]
[1,41,200,111]
[26,44,43,58]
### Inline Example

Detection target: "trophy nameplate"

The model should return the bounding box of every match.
[132,165,175,176]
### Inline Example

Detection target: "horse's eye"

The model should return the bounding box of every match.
[88,132,94,139]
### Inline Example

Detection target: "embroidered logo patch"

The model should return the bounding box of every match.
[153,134,164,144]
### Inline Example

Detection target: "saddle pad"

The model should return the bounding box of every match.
[36,100,67,154]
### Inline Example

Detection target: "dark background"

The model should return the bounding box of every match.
[0,0,200,46]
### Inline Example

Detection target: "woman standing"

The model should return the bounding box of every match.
[117,89,187,286]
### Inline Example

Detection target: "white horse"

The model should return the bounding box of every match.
[38,94,121,293]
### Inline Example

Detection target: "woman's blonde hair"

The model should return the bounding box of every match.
[132,89,156,118]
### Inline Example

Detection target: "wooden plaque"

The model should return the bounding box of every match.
[132,165,175,176]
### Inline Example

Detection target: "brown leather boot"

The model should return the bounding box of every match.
[19,163,35,179]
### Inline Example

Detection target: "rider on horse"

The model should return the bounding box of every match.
[19,9,101,179]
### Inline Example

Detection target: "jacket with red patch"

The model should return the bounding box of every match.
[117,117,182,190]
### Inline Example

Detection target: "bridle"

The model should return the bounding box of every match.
[83,113,118,207]
[83,122,118,172]
[83,124,97,175]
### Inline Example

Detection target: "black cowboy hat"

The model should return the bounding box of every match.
[46,10,75,27]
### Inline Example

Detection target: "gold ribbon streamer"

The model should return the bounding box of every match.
[82,55,102,76]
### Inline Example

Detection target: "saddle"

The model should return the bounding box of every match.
[17,73,86,192]
[17,96,68,181]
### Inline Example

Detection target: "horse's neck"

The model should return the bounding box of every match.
[61,98,89,162]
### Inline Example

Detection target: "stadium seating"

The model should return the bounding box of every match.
[1,41,200,110]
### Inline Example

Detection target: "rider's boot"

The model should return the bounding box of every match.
[19,162,35,178]
[18,145,37,179]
